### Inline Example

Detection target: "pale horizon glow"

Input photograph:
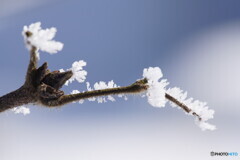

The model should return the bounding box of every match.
[170,21,240,114]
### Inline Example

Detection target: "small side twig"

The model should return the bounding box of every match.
[165,93,202,121]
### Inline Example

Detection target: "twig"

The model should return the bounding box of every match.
[165,93,202,120]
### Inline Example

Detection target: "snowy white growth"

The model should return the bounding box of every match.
[142,67,215,131]
[118,94,128,100]
[143,67,169,107]
[167,87,216,131]
[85,80,127,103]
[94,81,118,103]
[11,106,30,115]
[59,69,65,73]
[69,60,87,84]
[71,90,84,104]
[166,87,188,108]
[71,89,80,94]
[22,22,63,55]
[34,51,40,60]
[196,121,216,131]
[87,80,118,103]
[69,80,126,104]
[86,82,96,101]
[143,67,163,82]
[93,80,118,90]
[60,60,87,85]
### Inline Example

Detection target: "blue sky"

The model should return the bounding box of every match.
[1,0,240,159]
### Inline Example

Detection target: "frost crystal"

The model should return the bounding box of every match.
[86,82,96,101]
[167,87,216,131]
[70,90,84,104]
[11,106,30,115]
[61,60,87,86]
[22,22,63,55]
[196,121,216,131]
[143,67,169,107]
[88,80,118,103]
[143,67,215,131]
[86,80,127,103]
[69,80,124,104]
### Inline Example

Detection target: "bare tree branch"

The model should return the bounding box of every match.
[0,30,201,124]
[40,79,148,107]
[0,48,201,124]
[0,49,149,112]
[0,44,202,125]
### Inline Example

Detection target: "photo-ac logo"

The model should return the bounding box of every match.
[210,151,238,156]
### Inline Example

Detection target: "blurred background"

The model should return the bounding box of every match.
[0,0,240,159]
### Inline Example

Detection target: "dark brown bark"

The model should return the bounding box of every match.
[0,86,35,112]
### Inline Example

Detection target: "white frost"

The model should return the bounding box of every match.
[70,90,84,104]
[93,80,118,90]
[70,80,122,103]
[22,22,63,55]
[11,106,30,115]
[61,60,87,86]
[196,120,216,131]
[92,80,117,103]
[143,67,169,107]
[167,87,216,131]
[86,80,126,103]
[143,67,215,131]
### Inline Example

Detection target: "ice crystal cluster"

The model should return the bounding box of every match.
[86,81,117,103]
[59,60,87,86]
[70,80,127,104]
[11,106,30,115]
[14,22,216,131]
[167,87,215,130]
[22,22,63,58]
[143,67,168,107]
[143,67,216,131]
